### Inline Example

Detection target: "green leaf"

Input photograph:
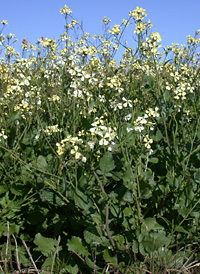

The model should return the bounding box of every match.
[164,89,170,102]
[194,169,200,183]
[197,128,200,140]
[0,223,20,235]
[17,245,30,267]
[140,232,170,254]
[65,264,79,274]
[148,157,159,163]
[123,163,135,183]
[155,129,163,141]
[113,235,126,251]
[8,110,21,122]
[123,191,134,202]
[141,187,152,199]
[85,257,95,269]
[84,228,100,245]
[100,152,115,174]
[40,189,54,203]
[123,207,132,217]
[132,240,139,253]
[152,232,170,247]
[0,185,8,194]
[21,164,35,183]
[74,189,91,213]
[175,226,189,234]
[103,249,117,264]
[42,257,54,268]
[191,211,200,219]
[112,171,122,181]
[67,236,89,257]
[34,233,58,256]
[37,155,48,171]
[143,218,157,231]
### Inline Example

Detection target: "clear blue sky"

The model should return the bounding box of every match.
[1,0,199,61]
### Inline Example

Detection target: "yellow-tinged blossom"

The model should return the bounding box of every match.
[108,24,121,35]
[1,20,8,25]
[60,5,72,15]
[129,7,147,21]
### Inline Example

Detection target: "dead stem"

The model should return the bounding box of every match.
[22,240,40,274]
[12,234,21,273]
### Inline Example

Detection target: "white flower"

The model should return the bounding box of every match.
[99,95,106,102]
[82,71,90,78]
[99,137,109,146]
[82,156,87,163]
[90,127,96,133]
[70,82,77,89]
[149,149,153,155]
[122,97,132,107]
[0,130,7,140]
[136,116,147,124]
[125,113,132,121]
[127,127,133,133]
[71,146,82,160]
[73,89,82,97]
[24,79,30,86]
[68,69,76,75]
[98,125,107,131]
[88,141,95,149]
[135,126,144,132]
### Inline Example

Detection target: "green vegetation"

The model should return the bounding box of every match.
[0,5,200,273]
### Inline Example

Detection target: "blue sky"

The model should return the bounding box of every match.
[1,0,199,61]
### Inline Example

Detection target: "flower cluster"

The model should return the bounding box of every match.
[56,135,86,162]
[174,82,195,100]
[0,129,7,141]
[43,125,62,136]
[134,22,148,34]
[70,146,86,162]
[129,7,147,22]
[60,5,72,15]
[1,20,8,25]
[48,95,61,102]
[108,24,121,35]
[106,75,123,92]
[122,19,129,27]
[133,107,159,133]
[110,97,132,111]
[0,3,199,169]
[145,107,160,118]
[102,16,111,25]
[142,32,162,56]
[134,114,149,132]
[143,134,153,149]
[89,117,117,151]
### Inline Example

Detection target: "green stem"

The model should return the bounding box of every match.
[44,179,69,204]
[183,144,200,163]
[0,145,68,182]
[92,167,105,194]
[92,167,116,250]
[106,203,115,248]
[175,198,200,233]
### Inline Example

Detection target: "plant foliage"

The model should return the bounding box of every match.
[0,4,200,273]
